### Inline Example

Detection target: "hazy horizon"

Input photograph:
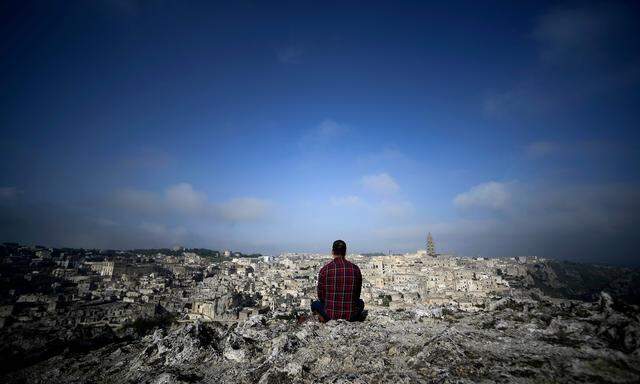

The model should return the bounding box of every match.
[1,1,639,265]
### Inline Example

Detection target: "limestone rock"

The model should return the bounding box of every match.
[2,293,640,384]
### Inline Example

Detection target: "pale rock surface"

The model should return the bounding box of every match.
[3,292,640,383]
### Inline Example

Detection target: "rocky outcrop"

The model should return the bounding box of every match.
[0,323,121,375]
[3,292,639,384]
[527,261,640,304]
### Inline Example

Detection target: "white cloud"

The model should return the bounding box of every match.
[373,180,637,256]
[525,141,559,158]
[164,183,207,214]
[216,197,271,222]
[140,221,169,236]
[362,173,400,195]
[330,193,413,219]
[453,181,511,210]
[114,183,271,222]
[330,195,364,208]
[113,188,161,214]
[2,179,638,262]
[139,222,188,243]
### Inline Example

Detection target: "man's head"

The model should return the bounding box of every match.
[332,240,347,258]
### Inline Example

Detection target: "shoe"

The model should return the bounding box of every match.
[312,310,328,323]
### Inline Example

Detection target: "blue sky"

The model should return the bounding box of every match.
[1,1,639,264]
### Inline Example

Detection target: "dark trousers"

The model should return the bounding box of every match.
[311,299,366,322]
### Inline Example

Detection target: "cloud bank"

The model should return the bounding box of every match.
[453,181,511,211]
[0,183,274,250]
[113,183,272,223]
[484,2,640,118]
[361,173,400,195]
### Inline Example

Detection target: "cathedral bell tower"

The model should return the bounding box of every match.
[427,232,436,257]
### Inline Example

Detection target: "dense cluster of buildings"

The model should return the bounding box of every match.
[0,235,541,332]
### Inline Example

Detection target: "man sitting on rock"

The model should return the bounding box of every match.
[311,240,366,322]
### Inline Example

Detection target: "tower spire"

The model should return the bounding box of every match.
[427,232,436,257]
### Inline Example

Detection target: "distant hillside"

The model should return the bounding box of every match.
[527,260,640,304]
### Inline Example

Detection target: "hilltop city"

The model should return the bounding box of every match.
[0,234,534,329]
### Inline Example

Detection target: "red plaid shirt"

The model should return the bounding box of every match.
[317,257,362,320]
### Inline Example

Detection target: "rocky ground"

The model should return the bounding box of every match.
[3,292,640,384]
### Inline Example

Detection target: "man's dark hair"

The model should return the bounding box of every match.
[332,240,347,257]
